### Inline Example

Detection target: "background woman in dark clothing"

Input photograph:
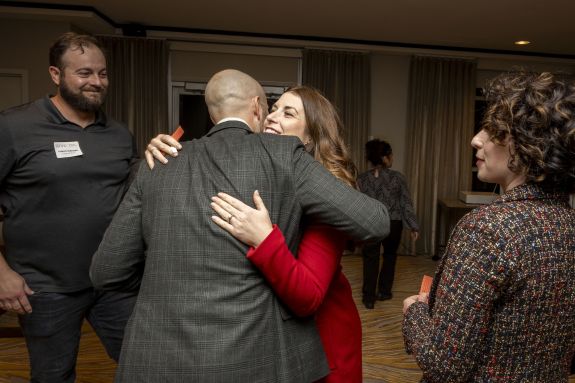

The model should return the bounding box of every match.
[357,139,419,309]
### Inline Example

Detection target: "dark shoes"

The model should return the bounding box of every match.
[376,292,393,301]
[362,300,375,310]
[362,293,392,309]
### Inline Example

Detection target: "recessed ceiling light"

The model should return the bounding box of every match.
[514,40,531,45]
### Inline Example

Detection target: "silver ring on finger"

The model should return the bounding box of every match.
[227,214,234,225]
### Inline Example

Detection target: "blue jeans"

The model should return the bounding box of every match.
[18,288,137,383]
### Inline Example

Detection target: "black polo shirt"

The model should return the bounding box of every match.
[0,96,138,292]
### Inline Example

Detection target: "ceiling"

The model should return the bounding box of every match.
[2,0,575,58]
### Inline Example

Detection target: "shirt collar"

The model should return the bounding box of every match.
[42,95,107,127]
[217,117,249,125]
[498,183,569,205]
[206,118,253,137]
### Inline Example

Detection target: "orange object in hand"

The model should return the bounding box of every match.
[171,126,184,141]
[419,275,433,294]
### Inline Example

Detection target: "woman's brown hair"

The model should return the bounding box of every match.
[286,86,357,187]
[481,71,575,192]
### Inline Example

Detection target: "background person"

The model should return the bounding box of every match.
[357,139,419,309]
[403,71,575,382]
[0,32,138,383]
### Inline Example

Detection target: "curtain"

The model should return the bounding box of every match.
[98,36,169,156]
[302,49,370,172]
[405,56,476,256]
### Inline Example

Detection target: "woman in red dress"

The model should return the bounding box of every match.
[210,86,362,383]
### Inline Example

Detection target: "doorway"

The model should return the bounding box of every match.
[171,82,287,140]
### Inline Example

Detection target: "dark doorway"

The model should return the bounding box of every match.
[177,93,281,141]
[178,94,212,141]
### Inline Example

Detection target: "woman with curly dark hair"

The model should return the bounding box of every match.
[402,71,575,382]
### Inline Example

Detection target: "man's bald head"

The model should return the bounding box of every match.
[205,69,268,132]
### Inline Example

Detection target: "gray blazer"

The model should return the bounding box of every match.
[90,121,389,382]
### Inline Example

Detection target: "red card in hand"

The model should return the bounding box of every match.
[419,275,433,294]
[171,126,184,141]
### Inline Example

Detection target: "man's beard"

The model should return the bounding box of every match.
[59,80,107,113]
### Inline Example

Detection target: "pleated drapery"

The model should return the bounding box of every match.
[302,49,371,173]
[99,36,169,156]
[405,56,476,256]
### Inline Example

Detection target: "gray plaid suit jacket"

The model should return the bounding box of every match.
[90,121,390,382]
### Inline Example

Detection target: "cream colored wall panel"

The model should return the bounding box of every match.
[0,70,27,110]
[0,19,69,100]
[171,50,299,86]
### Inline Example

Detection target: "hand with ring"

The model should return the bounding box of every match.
[210,190,273,248]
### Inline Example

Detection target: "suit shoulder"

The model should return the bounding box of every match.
[257,133,306,159]
[258,133,302,147]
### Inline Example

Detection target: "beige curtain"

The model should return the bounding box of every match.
[302,49,370,172]
[99,36,169,156]
[405,56,476,256]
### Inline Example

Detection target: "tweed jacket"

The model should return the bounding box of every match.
[403,183,575,382]
[90,121,390,383]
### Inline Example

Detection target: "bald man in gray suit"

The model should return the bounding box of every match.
[90,69,389,382]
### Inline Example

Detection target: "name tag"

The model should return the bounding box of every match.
[54,141,83,158]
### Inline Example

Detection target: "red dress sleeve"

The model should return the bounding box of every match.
[247,224,346,317]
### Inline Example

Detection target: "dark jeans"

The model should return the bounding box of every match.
[362,220,403,302]
[18,288,137,383]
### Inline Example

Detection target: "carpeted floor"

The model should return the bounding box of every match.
[0,254,573,382]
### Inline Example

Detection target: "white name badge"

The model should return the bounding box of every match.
[54,141,83,158]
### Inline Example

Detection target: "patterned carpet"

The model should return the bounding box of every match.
[346,254,428,383]
[0,254,573,382]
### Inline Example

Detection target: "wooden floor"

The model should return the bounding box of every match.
[0,254,573,382]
